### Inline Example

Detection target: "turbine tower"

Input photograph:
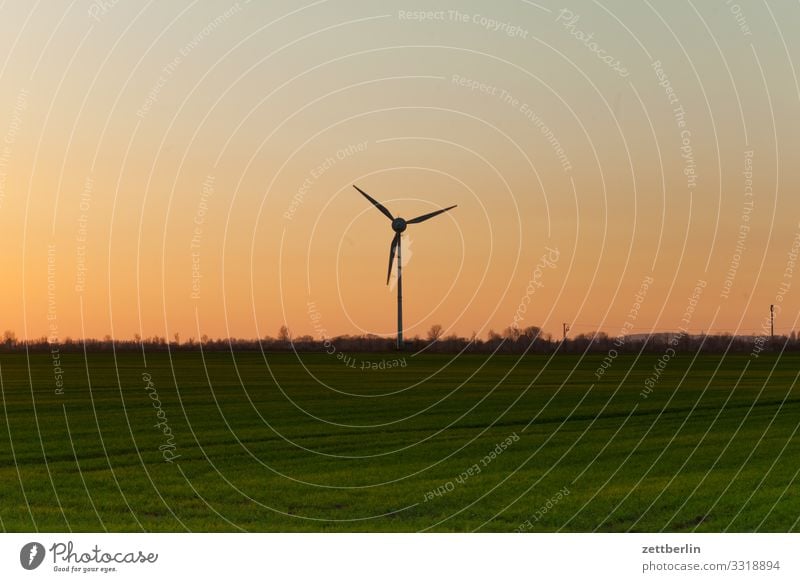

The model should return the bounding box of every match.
[354,185,456,350]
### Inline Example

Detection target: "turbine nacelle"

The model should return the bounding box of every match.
[391,218,407,233]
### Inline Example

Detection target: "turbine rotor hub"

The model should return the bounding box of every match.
[392,218,407,233]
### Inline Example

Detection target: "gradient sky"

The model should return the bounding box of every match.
[0,0,799,342]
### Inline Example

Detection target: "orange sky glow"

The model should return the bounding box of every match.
[0,1,798,342]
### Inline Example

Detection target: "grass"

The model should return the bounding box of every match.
[0,350,798,532]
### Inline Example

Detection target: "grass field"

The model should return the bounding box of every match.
[1,350,798,532]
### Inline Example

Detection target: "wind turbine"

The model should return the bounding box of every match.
[354,185,456,350]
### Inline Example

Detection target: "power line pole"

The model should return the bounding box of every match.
[562,323,570,342]
[770,304,774,341]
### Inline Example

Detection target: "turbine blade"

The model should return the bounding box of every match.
[387,232,400,285]
[407,205,457,224]
[354,185,394,221]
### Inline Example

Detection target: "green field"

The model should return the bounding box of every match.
[1,351,798,532]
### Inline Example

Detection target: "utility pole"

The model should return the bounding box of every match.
[770,304,774,341]
[562,323,570,342]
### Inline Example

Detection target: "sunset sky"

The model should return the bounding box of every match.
[0,0,798,342]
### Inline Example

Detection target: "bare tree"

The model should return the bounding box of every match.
[427,324,444,343]
[3,330,16,347]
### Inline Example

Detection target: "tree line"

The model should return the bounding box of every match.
[2,325,798,354]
